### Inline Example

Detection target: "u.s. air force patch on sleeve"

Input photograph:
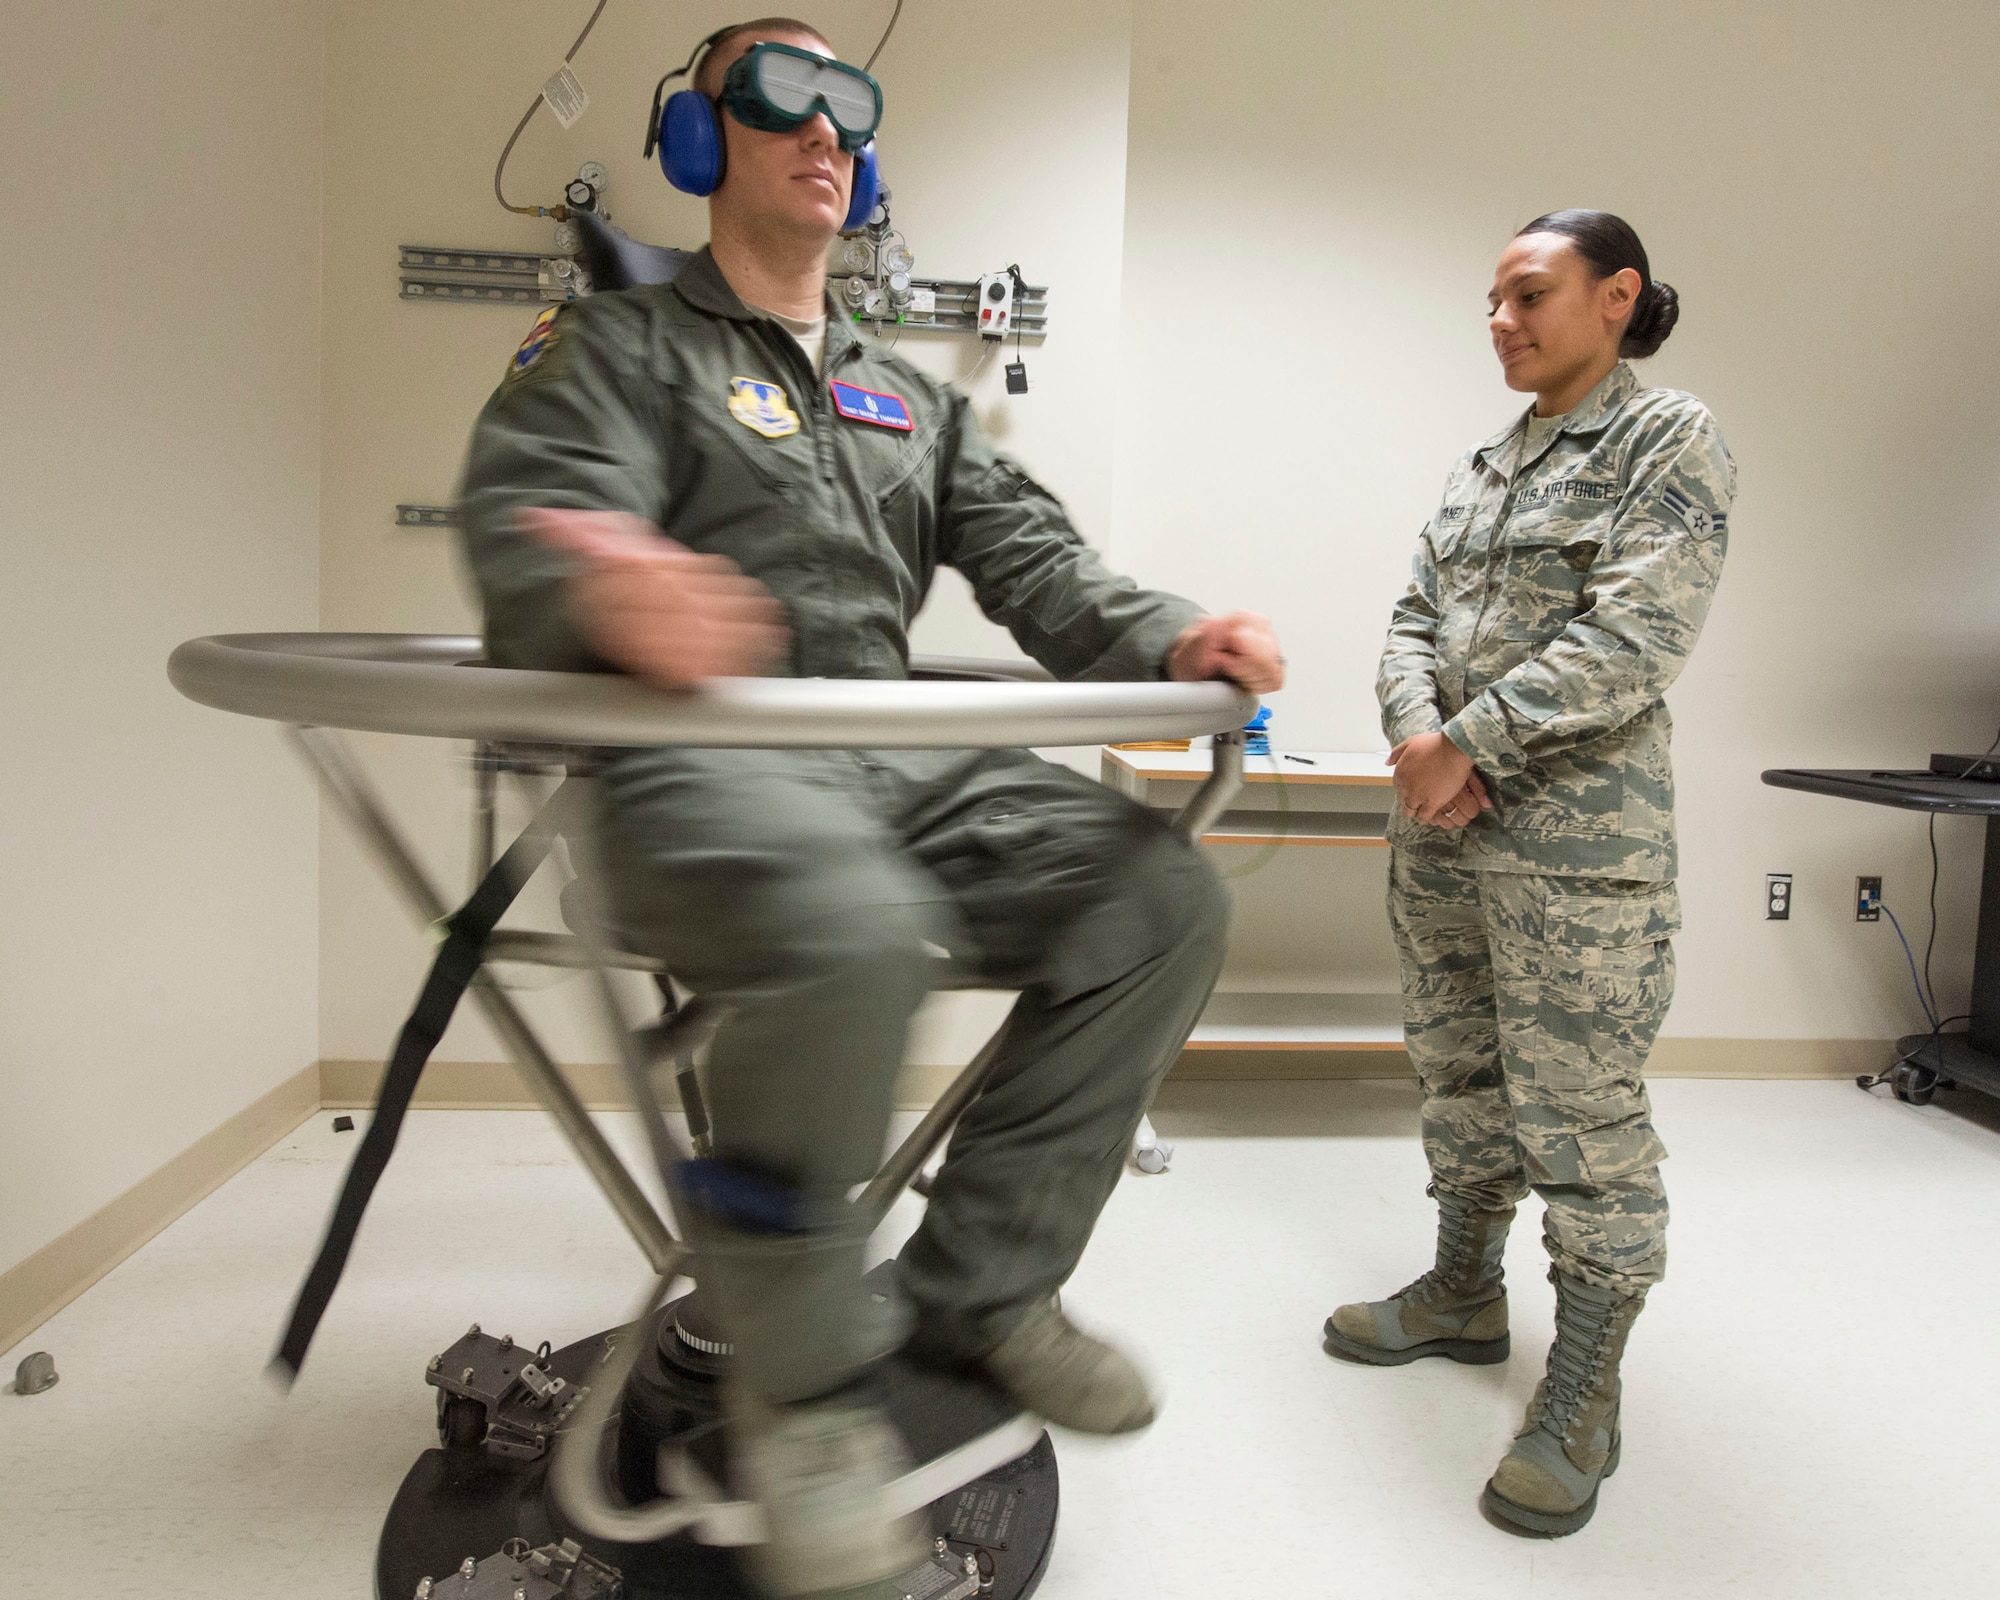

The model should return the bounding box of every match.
[506,305,562,380]
[1662,483,1726,538]
[727,376,801,439]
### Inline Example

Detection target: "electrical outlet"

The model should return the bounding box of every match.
[1856,875,1882,921]
[1766,873,1793,920]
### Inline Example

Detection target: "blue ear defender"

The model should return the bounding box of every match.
[843,141,881,232]
[654,98,883,232]
[657,88,725,196]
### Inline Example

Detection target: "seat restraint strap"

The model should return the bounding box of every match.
[273,778,586,1380]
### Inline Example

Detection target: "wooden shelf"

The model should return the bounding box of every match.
[1186,991,1405,1051]
[1199,809,1388,848]
[1103,746,1396,847]
[1103,747,1394,787]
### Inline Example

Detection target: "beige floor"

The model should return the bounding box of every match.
[4,1076,1998,1597]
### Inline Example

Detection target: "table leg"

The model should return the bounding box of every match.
[1970,815,2000,1057]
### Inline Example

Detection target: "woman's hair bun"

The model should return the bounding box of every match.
[1621,280,1680,359]
[1517,211,1680,359]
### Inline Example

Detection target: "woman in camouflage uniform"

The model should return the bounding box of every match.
[1324,211,1733,1536]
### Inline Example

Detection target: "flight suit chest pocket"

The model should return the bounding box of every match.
[867,421,943,597]
[682,388,813,495]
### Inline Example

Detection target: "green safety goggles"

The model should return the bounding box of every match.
[718,41,882,152]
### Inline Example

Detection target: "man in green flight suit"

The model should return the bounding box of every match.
[456,16,1282,1597]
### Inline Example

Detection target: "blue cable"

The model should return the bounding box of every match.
[1879,902,1940,1032]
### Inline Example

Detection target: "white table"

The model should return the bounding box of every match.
[1101,744,1405,1053]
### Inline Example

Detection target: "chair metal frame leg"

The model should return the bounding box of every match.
[286,725,682,1276]
[287,720,1244,1545]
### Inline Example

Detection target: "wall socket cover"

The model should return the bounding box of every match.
[1766,873,1793,920]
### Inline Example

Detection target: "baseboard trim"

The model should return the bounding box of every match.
[319,1037,1897,1110]
[0,1034,1902,1354]
[1648,1037,1895,1079]
[0,1064,320,1356]
[318,1057,978,1112]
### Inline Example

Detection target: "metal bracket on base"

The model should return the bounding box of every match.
[416,1539,621,1600]
[425,1324,588,1460]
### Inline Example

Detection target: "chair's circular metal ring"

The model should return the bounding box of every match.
[168,633,1257,750]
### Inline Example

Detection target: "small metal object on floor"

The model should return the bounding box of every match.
[14,1351,58,1395]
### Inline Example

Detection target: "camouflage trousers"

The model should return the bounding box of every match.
[1388,851,1677,1293]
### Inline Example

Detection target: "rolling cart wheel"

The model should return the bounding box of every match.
[437,1394,486,1451]
[1891,1061,1938,1107]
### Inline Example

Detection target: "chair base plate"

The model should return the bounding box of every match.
[376,1304,1059,1600]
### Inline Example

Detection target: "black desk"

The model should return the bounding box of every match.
[1761,767,2000,1104]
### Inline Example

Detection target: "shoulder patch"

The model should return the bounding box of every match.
[727,376,801,439]
[1661,484,1726,539]
[506,305,563,381]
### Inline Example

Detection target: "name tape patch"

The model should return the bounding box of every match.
[829,379,913,432]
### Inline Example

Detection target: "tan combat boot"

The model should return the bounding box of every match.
[1482,1270,1644,1537]
[983,1300,1157,1434]
[728,1379,926,1598]
[1322,1193,1514,1365]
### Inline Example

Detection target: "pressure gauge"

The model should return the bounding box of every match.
[857,284,886,317]
[841,237,876,274]
[880,238,913,275]
[577,161,608,190]
[552,221,581,254]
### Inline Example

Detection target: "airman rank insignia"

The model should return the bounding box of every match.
[727,376,801,439]
[508,305,561,379]
[828,379,913,432]
[1662,484,1726,538]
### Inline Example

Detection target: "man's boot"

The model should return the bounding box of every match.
[729,1379,926,1599]
[1482,1270,1645,1537]
[1322,1193,1514,1365]
[908,1298,1158,1435]
[982,1300,1157,1434]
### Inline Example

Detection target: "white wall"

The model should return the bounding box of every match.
[13,0,1978,1188]
[1114,0,2000,1038]
[316,0,1134,1066]
[0,4,325,1274]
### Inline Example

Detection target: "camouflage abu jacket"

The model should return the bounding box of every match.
[456,248,1200,684]
[1377,361,1734,881]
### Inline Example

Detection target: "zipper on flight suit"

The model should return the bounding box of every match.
[756,321,839,485]
[813,339,867,487]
